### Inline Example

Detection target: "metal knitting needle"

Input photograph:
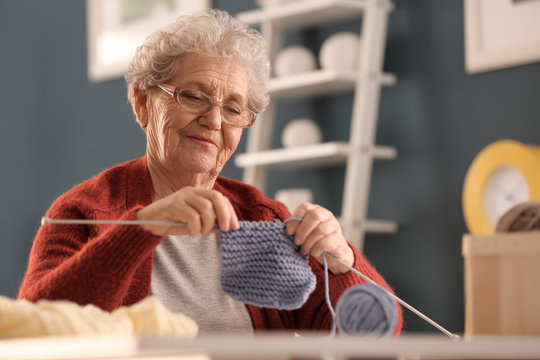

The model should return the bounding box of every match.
[324,252,460,339]
[41,216,188,227]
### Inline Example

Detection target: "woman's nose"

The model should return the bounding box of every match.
[198,105,222,130]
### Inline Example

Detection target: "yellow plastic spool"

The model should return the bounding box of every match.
[463,140,540,234]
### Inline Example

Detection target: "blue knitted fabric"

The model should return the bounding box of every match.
[218,220,316,310]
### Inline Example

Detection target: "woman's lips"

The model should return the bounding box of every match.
[187,135,218,148]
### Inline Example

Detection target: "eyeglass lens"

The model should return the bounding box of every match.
[175,89,254,127]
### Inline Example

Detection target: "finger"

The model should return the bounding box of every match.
[225,196,240,230]
[300,221,337,255]
[177,202,203,236]
[163,190,203,236]
[305,231,339,259]
[317,253,349,274]
[315,242,354,274]
[185,193,216,236]
[201,190,234,232]
[285,202,314,235]
[137,198,201,236]
[294,206,332,245]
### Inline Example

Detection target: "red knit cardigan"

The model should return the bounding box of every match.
[18,156,403,333]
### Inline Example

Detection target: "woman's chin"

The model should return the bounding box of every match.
[180,158,221,176]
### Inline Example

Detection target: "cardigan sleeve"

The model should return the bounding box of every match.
[18,204,162,312]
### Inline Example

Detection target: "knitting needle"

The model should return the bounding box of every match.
[41,216,187,227]
[324,252,460,340]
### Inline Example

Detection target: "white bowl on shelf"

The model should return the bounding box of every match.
[274,46,317,77]
[275,188,314,212]
[281,118,322,148]
[319,32,361,71]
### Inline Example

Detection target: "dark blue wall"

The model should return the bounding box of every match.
[1,0,539,334]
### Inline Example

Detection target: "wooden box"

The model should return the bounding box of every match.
[462,232,540,335]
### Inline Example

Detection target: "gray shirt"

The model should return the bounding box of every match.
[151,233,254,335]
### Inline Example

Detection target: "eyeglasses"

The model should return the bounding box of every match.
[157,84,256,128]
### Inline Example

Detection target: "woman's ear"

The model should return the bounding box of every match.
[133,87,149,128]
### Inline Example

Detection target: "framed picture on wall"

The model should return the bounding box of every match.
[464,0,540,74]
[87,0,210,82]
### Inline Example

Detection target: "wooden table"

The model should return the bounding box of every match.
[1,333,539,360]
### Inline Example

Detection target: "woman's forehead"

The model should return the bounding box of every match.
[172,53,249,96]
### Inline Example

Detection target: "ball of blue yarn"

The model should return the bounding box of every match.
[335,283,398,336]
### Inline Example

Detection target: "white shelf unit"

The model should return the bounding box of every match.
[235,141,397,168]
[268,69,396,97]
[235,0,397,250]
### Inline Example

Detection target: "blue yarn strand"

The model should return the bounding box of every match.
[322,253,337,338]
[283,217,303,225]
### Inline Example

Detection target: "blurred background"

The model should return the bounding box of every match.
[1,0,539,335]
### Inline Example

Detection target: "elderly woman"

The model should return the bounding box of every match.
[18,9,402,334]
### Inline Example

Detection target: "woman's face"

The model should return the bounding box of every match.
[142,53,250,179]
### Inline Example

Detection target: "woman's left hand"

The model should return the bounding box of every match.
[285,202,354,274]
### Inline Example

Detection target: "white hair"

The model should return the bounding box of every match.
[125,9,270,116]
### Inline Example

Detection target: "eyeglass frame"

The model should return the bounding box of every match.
[156,84,257,128]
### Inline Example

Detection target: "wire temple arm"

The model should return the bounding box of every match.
[324,252,460,339]
[41,217,187,227]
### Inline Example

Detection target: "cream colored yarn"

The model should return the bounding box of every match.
[0,296,198,339]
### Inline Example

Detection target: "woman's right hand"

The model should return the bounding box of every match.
[136,186,239,236]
